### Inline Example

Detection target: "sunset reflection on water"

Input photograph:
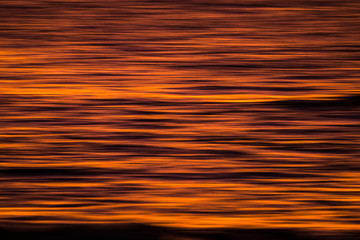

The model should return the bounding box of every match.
[0,0,359,235]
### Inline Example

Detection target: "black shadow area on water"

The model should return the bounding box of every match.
[0,224,359,240]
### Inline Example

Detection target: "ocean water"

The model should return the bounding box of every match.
[0,0,359,238]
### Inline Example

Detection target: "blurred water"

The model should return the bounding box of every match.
[0,0,359,233]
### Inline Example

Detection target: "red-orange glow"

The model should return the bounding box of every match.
[0,0,359,236]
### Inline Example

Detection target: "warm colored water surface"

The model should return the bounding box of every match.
[0,0,359,234]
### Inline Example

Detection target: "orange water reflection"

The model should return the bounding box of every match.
[0,0,359,233]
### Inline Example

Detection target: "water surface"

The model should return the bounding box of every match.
[0,0,359,235]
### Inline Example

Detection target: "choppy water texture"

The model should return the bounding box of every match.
[0,0,360,236]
